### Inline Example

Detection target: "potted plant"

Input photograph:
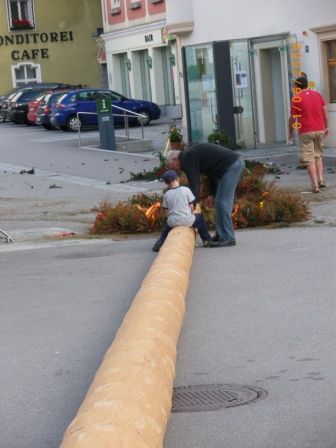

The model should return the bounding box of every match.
[208,129,231,148]
[168,124,184,150]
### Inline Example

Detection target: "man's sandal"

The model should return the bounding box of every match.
[318,180,327,188]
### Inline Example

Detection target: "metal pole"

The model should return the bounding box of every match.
[77,113,81,148]
[126,115,129,139]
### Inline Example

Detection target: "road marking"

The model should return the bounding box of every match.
[0,238,114,253]
[0,162,161,192]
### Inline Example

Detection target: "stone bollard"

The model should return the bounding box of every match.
[60,227,195,448]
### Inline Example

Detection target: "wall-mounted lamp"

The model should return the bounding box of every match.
[169,53,176,66]
[125,58,132,71]
[146,55,153,69]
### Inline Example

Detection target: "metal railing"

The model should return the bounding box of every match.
[77,105,147,147]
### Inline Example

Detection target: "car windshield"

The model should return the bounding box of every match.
[111,91,127,101]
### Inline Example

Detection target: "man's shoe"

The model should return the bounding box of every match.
[211,234,219,242]
[211,240,236,247]
[152,242,162,252]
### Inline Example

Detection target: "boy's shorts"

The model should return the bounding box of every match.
[298,131,325,166]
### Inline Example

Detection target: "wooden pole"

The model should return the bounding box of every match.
[60,227,195,448]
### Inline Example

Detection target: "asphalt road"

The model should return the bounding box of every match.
[1,228,336,448]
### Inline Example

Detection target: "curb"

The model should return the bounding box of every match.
[60,227,195,447]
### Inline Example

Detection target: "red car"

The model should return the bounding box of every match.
[27,93,46,124]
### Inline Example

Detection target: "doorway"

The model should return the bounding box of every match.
[139,50,152,101]
[251,39,290,145]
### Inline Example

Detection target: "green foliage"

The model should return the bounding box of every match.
[208,130,231,148]
[128,153,167,181]
[169,126,183,143]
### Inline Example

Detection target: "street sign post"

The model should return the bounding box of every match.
[97,95,117,151]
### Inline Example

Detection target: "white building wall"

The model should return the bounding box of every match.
[166,0,336,146]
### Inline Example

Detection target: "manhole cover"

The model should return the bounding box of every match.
[172,384,267,413]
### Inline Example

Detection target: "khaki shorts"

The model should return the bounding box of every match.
[298,131,325,166]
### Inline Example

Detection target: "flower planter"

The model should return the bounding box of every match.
[11,24,34,31]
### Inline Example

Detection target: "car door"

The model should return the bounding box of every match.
[76,90,97,125]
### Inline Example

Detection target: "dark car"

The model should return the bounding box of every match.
[7,89,51,124]
[36,91,71,129]
[49,88,161,131]
[5,83,85,124]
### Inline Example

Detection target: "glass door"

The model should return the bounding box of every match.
[119,53,131,98]
[161,46,176,106]
[230,40,256,148]
[139,50,152,101]
[185,44,217,143]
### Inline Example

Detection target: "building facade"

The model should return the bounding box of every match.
[165,0,336,147]
[101,0,182,117]
[0,0,103,92]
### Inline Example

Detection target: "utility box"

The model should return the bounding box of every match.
[97,95,117,151]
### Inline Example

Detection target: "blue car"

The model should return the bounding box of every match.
[49,88,161,131]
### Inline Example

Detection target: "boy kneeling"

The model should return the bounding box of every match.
[152,170,213,252]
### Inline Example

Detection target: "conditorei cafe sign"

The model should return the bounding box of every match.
[0,31,74,60]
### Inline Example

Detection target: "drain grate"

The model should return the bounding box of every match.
[172,384,267,413]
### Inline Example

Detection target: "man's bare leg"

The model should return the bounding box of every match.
[306,163,319,191]
[316,157,325,184]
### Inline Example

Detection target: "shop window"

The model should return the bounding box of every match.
[326,40,336,103]
[11,62,41,86]
[7,0,35,30]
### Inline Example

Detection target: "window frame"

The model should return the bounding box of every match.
[325,39,336,103]
[7,0,35,31]
[312,25,336,110]
[11,62,41,87]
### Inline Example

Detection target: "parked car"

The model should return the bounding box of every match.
[49,88,161,131]
[27,93,48,124]
[7,89,50,124]
[36,91,71,129]
[4,83,85,124]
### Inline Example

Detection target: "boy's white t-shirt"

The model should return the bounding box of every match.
[163,186,196,227]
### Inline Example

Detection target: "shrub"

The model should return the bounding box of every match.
[90,167,310,235]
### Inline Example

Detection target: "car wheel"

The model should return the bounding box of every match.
[66,115,82,132]
[137,110,151,126]
[0,113,5,123]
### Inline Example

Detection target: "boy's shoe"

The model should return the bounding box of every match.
[203,239,214,248]
[152,241,162,252]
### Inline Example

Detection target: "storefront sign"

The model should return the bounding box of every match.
[145,34,153,42]
[0,30,74,61]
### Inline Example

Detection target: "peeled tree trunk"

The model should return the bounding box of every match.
[60,227,195,448]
